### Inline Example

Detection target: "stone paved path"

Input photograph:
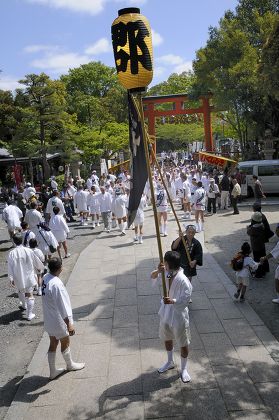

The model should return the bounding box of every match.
[5,208,279,420]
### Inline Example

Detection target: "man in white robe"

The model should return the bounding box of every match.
[8,234,44,320]
[2,201,22,239]
[24,201,43,239]
[42,257,85,379]
[151,251,192,383]
[46,191,65,220]
[98,186,112,232]
[73,186,89,226]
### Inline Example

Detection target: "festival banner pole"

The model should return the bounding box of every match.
[130,96,192,265]
[111,7,167,297]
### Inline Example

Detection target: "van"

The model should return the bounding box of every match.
[238,160,279,197]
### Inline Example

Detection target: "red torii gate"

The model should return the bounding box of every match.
[143,93,214,153]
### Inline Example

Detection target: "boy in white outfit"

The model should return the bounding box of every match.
[8,233,44,320]
[42,257,85,380]
[29,238,45,296]
[134,194,146,244]
[151,251,192,383]
[74,186,89,226]
[87,185,101,228]
[49,206,70,259]
[113,188,128,235]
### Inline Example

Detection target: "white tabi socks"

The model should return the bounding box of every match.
[199,221,204,232]
[159,224,163,235]
[139,235,143,244]
[62,348,85,371]
[181,357,191,383]
[163,223,168,236]
[26,297,35,321]
[48,352,65,380]
[158,350,175,373]
[18,291,27,310]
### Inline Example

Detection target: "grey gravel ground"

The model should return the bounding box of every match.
[0,218,101,420]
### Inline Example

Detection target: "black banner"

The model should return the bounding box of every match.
[127,93,148,227]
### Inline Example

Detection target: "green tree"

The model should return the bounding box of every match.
[15,73,69,181]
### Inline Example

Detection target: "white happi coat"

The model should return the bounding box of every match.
[156,268,192,329]
[8,245,45,290]
[87,192,101,214]
[113,194,128,219]
[37,228,59,256]
[24,208,43,236]
[98,192,112,212]
[2,204,22,231]
[49,214,69,243]
[46,196,65,216]
[74,190,89,212]
[42,273,73,337]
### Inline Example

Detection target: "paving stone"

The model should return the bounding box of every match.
[115,288,138,307]
[75,343,110,378]
[138,295,160,315]
[139,314,159,339]
[253,325,279,359]
[111,327,139,356]
[204,283,230,299]
[222,319,261,346]
[255,382,279,415]
[93,284,116,300]
[181,388,229,420]
[189,322,204,350]
[116,274,137,289]
[229,410,273,420]
[238,304,265,326]
[213,364,264,411]
[200,332,240,365]
[140,338,166,373]
[143,375,185,418]
[113,305,138,328]
[210,298,243,320]
[107,354,142,396]
[137,280,161,296]
[191,309,224,334]
[118,264,136,275]
[235,345,279,383]
[87,299,114,320]
[82,318,112,344]
[190,290,213,310]
[103,395,144,420]
[186,350,217,390]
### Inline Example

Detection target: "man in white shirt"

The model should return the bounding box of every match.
[98,186,112,232]
[8,233,44,320]
[231,178,241,215]
[46,191,65,221]
[25,201,43,239]
[73,186,89,226]
[182,175,191,219]
[206,178,219,214]
[42,257,85,379]
[23,183,36,202]
[2,200,23,239]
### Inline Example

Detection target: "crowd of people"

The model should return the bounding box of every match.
[1,155,278,383]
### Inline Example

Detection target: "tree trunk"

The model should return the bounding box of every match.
[40,119,50,182]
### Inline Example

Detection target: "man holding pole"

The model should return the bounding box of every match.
[151,251,192,383]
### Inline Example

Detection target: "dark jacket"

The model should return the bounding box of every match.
[247,223,266,251]
[172,236,203,277]
[220,175,230,191]
[261,213,274,243]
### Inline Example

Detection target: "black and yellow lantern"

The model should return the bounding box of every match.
[111,7,153,91]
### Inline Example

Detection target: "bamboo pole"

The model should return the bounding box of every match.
[132,93,168,297]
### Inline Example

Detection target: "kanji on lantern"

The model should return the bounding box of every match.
[112,20,152,75]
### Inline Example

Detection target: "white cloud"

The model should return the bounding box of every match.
[152,29,163,47]
[174,61,193,73]
[85,38,110,55]
[0,75,21,91]
[27,0,105,15]
[157,54,184,66]
[23,44,59,53]
[30,52,91,73]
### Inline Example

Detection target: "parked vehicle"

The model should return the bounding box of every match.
[238,160,279,197]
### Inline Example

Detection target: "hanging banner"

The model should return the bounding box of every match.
[100,159,108,176]
[127,92,148,226]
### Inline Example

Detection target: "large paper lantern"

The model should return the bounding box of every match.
[111,7,153,91]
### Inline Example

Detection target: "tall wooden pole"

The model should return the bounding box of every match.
[132,93,167,297]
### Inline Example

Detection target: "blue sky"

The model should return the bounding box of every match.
[0,0,238,91]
